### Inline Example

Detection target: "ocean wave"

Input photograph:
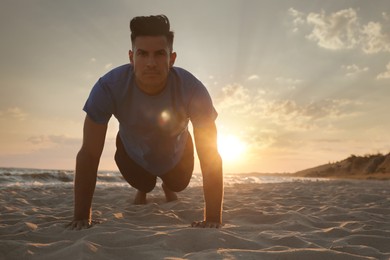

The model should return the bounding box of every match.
[0,168,327,188]
[0,168,124,188]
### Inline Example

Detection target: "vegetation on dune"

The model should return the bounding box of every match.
[295,152,390,180]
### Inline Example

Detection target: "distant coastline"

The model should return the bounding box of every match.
[293,153,390,180]
[2,152,390,181]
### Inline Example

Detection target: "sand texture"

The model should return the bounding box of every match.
[1,179,389,259]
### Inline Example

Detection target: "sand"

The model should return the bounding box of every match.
[1,179,389,260]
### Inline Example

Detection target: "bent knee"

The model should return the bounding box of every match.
[163,181,188,193]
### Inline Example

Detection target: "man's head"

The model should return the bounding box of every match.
[129,15,177,95]
[130,15,174,51]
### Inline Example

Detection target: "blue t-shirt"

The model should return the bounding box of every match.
[83,64,217,176]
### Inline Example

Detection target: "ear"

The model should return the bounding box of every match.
[169,52,177,67]
[129,50,134,64]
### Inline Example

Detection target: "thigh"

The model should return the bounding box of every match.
[161,134,194,192]
[114,134,157,193]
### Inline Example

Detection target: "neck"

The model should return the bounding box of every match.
[136,79,167,95]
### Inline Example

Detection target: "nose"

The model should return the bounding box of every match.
[146,55,157,67]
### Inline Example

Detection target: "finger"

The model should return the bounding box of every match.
[76,221,83,230]
[211,222,221,228]
[191,221,203,228]
[70,222,77,230]
[194,221,202,228]
[204,222,222,228]
[82,220,90,229]
[67,221,76,230]
[197,221,207,228]
[196,221,203,227]
[191,220,223,228]
[207,222,215,228]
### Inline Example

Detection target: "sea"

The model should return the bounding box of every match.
[0,167,323,189]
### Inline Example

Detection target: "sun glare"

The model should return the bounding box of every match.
[218,134,246,161]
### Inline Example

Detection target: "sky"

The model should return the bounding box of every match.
[1,0,390,173]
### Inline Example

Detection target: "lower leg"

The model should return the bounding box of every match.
[162,183,178,202]
[134,190,147,205]
[115,134,156,205]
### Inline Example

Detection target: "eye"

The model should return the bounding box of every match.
[136,50,148,57]
[156,50,167,56]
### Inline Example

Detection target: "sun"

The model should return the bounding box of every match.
[217,134,246,161]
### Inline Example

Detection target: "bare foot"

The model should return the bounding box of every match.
[134,190,147,205]
[162,183,178,202]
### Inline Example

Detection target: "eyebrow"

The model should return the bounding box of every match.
[136,49,168,54]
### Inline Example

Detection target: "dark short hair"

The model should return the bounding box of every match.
[130,15,174,50]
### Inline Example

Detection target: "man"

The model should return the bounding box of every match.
[68,15,223,229]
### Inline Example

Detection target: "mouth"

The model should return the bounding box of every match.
[143,71,160,76]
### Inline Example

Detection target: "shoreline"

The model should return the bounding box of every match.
[251,172,390,181]
[294,172,390,181]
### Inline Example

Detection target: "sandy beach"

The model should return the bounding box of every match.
[1,177,389,260]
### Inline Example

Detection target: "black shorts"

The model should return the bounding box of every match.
[114,133,194,193]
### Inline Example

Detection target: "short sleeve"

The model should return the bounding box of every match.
[83,78,114,124]
[188,82,218,128]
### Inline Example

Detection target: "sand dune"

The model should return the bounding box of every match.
[1,179,389,259]
[295,153,390,180]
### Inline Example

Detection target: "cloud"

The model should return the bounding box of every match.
[215,77,361,133]
[360,21,390,53]
[258,98,361,130]
[105,63,113,69]
[0,107,27,120]
[383,12,390,21]
[243,128,277,150]
[275,77,302,90]
[247,75,260,81]
[288,8,305,33]
[289,8,390,53]
[376,62,390,79]
[27,134,80,147]
[341,64,369,77]
[306,8,360,50]
[215,83,253,113]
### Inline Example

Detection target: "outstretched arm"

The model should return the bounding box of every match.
[193,123,223,228]
[67,115,107,230]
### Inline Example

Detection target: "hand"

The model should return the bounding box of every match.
[66,219,93,230]
[191,220,223,228]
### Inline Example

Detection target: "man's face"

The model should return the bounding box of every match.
[129,35,176,95]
